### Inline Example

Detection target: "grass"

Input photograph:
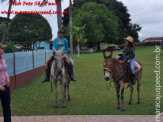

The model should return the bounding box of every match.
[1,46,163,115]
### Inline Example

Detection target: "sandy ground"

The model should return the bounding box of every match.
[0,115,163,122]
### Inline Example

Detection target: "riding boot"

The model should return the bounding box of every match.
[42,69,50,82]
[68,62,76,81]
[131,74,136,85]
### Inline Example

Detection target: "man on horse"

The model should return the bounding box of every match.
[42,29,76,82]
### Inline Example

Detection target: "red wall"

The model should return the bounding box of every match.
[9,66,45,90]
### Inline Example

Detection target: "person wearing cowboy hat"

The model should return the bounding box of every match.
[118,36,136,85]
[0,43,11,122]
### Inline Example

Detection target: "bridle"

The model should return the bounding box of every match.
[104,61,114,78]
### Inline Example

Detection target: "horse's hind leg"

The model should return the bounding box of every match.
[128,85,134,105]
[137,80,141,104]
[114,83,120,109]
[62,82,66,108]
[64,83,66,99]
[67,80,71,101]
[54,80,58,108]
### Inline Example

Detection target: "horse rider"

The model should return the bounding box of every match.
[42,30,76,82]
[117,36,136,85]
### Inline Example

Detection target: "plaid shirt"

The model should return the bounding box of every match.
[123,46,135,62]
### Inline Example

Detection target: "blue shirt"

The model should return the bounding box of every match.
[53,37,68,55]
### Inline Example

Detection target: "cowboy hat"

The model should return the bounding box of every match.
[124,36,134,43]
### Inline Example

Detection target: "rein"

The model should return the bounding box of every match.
[104,60,127,91]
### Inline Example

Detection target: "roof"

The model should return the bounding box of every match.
[45,40,53,44]
[144,37,163,41]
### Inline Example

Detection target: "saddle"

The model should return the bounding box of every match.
[48,55,69,73]
[118,54,141,83]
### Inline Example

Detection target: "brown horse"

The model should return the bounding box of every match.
[103,51,143,111]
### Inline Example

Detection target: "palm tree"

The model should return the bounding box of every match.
[1,0,15,43]
[42,0,74,58]
[69,0,73,58]
[55,0,62,30]
[73,25,85,57]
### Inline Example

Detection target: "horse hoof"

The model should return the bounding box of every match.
[117,106,120,109]
[62,106,66,108]
[137,102,140,104]
[68,98,71,101]
[53,106,58,108]
[128,102,132,105]
[54,103,58,108]
[121,108,125,112]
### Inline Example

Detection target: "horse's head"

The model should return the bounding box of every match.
[52,47,65,76]
[103,51,113,81]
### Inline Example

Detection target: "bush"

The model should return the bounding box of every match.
[4,41,15,53]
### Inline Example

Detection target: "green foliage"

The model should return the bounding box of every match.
[127,23,142,42]
[69,2,119,46]
[73,25,85,43]
[0,24,6,41]
[63,0,142,43]
[8,14,52,48]
[4,41,15,53]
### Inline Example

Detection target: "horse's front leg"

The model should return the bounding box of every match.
[62,80,66,108]
[120,81,125,111]
[54,80,58,108]
[128,85,134,105]
[114,82,120,109]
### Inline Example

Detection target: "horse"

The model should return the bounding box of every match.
[51,47,71,108]
[103,51,143,111]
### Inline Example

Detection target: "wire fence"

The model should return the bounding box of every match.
[3,50,53,76]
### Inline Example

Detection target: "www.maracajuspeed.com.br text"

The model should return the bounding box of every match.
[1,9,69,16]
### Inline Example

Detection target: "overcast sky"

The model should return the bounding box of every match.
[0,0,163,41]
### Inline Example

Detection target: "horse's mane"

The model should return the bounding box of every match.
[112,58,119,63]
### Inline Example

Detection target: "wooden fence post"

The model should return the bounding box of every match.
[32,51,34,69]
[45,50,46,64]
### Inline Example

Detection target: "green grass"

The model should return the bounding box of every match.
[1,46,163,115]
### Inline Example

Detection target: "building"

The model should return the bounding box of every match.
[144,37,163,42]
[33,40,53,51]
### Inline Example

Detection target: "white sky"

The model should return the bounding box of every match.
[0,0,163,41]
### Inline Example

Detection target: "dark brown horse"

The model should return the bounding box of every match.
[103,51,143,111]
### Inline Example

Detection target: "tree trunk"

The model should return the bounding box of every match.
[56,0,62,30]
[2,0,12,43]
[69,0,73,58]
[77,41,80,57]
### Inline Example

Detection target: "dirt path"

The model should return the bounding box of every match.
[0,115,163,122]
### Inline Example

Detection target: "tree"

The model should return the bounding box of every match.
[1,0,15,43]
[71,2,119,47]
[127,23,142,42]
[7,14,52,51]
[56,0,62,30]
[63,0,142,43]
[0,24,6,41]
[69,0,73,58]
[73,25,85,57]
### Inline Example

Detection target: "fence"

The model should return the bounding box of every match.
[3,50,53,76]
[3,50,53,90]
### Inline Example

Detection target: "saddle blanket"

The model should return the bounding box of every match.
[135,61,141,72]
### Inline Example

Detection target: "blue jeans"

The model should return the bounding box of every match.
[67,56,74,78]
[130,57,136,75]
[45,56,74,80]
